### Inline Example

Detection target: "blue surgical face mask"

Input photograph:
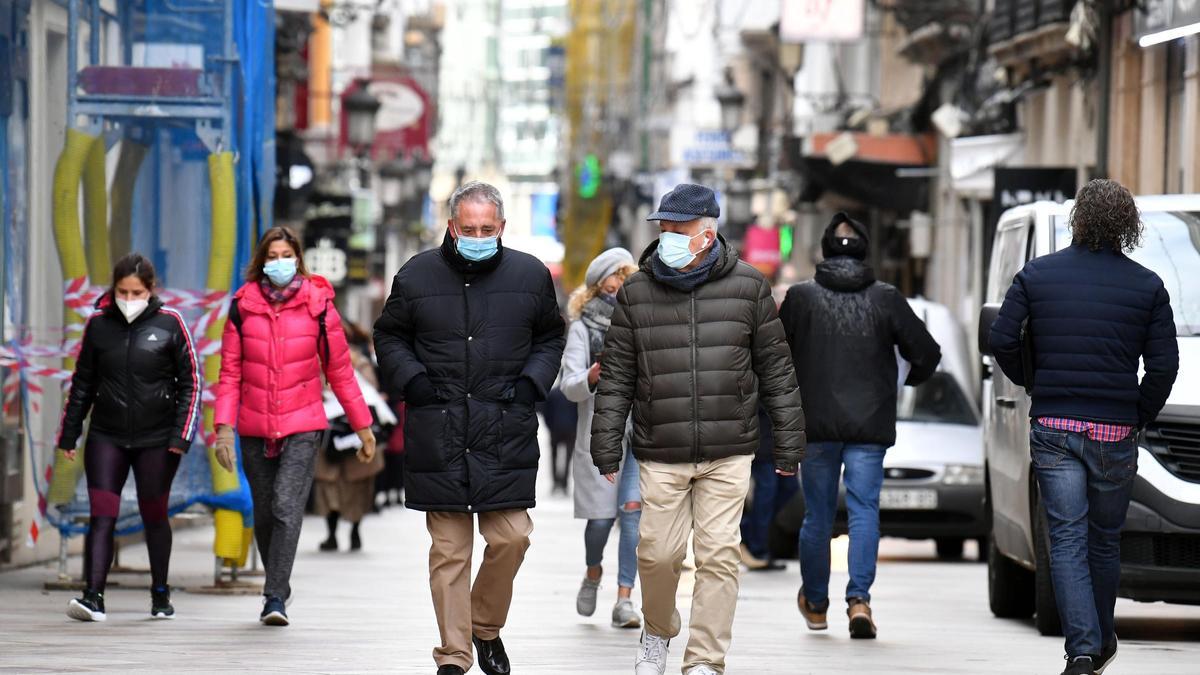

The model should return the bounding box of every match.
[263,257,298,286]
[657,230,708,270]
[456,233,500,262]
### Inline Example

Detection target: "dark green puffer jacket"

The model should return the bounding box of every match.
[590,236,806,474]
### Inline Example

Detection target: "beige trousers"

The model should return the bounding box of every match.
[638,454,753,674]
[426,509,533,670]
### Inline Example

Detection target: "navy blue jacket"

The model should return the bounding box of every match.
[989,243,1179,427]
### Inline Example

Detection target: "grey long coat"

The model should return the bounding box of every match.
[590,237,806,474]
[562,319,630,519]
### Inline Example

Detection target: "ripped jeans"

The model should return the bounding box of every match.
[584,446,641,589]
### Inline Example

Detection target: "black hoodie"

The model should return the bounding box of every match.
[778,216,941,445]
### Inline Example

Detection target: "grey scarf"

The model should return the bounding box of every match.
[581,295,616,362]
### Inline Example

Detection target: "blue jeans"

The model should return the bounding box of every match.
[584,446,641,589]
[799,441,887,605]
[1030,422,1136,659]
[741,458,799,560]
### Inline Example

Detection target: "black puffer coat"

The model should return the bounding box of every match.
[779,256,941,446]
[58,295,202,451]
[373,233,566,513]
[590,236,806,474]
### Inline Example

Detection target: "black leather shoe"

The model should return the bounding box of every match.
[473,635,511,675]
[436,666,464,675]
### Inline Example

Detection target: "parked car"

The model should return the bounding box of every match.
[771,298,987,561]
[978,195,1200,637]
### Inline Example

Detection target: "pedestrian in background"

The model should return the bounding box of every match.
[315,321,385,552]
[213,226,376,627]
[374,181,565,675]
[990,179,1178,675]
[779,212,941,639]
[58,253,201,622]
[540,384,577,495]
[561,247,643,629]
[739,407,796,571]
[377,401,407,508]
[591,184,805,675]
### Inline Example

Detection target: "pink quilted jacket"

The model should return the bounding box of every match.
[213,275,372,439]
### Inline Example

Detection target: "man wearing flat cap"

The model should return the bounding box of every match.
[590,183,806,675]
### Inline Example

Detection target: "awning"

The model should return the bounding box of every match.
[275,0,320,12]
[795,132,938,213]
[950,133,1025,199]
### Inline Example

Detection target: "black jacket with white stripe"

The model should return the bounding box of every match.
[58,294,202,451]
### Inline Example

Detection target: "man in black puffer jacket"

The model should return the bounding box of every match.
[779,212,940,640]
[990,179,1178,675]
[591,183,804,675]
[373,181,565,675]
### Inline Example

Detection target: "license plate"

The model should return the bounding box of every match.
[879,488,938,510]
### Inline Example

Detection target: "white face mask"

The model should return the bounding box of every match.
[116,298,149,323]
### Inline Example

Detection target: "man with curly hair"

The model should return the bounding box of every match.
[989,179,1179,675]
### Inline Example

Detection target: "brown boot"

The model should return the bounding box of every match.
[847,598,877,639]
[797,587,828,630]
[740,543,769,570]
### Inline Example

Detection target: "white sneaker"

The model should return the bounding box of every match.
[685,667,720,675]
[612,598,642,628]
[634,632,669,675]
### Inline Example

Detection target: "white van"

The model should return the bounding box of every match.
[977,195,1200,636]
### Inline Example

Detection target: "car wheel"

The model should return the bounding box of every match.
[976,537,987,562]
[987,483,1034,620]
[936,537,965,560]
[1034,502,1064,636]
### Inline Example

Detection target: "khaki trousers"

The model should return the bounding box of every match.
[638,454,753,674]
[426,509,533,670]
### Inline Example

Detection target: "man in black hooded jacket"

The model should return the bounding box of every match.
[778,212,941,639]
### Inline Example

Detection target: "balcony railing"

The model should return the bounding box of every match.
[988,0,1080,73]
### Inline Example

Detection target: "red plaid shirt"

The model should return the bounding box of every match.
[1037,417,1134,442]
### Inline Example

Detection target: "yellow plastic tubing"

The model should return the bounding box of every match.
[109,140,147,259]
[206,151,251,566]
[83,135,110,286]
[46,129,97,504]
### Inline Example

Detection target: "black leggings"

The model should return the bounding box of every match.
[83,436,181,593]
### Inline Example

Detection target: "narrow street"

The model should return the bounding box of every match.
[3,477,1199,674]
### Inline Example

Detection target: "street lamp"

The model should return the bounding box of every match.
[344,82,382,151]
[412,154,434,215]
[345,81,381,187]
[379,153,409,211]
[715,70,745,135]
[726,177,753,228]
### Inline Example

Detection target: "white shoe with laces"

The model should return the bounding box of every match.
[634,632,669,675]
[685,666,720,675]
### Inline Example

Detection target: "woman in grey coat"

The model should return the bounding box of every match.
[561,248,642,629]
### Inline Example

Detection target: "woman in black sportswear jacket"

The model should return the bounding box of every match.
[56,253,202,623]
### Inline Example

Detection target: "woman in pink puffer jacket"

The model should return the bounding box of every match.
[212,226,375,627]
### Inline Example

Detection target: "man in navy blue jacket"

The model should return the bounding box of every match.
[990,179,1179,675]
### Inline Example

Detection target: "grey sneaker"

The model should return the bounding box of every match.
[685,667,720,675]
[634,632,669,675]
[576,577,601,617]
[612,598,642,629]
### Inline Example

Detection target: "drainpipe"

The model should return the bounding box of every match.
[309,0,333,129]
[1095,2,1112,179]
